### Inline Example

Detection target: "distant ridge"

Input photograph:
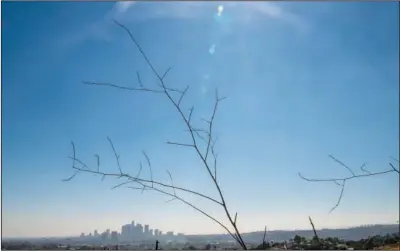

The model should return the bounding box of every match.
[3,224,399,243]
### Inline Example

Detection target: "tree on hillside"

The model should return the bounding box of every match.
[294,235,302,245]
[298,155,399,213]
[63,20,267,250]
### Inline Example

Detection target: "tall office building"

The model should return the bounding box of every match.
[111,231,119,243]
[121,224,132,241]
[154,229,159,237]
[101,229,110,242]
[137,224,144,240]
[144,224,149,239]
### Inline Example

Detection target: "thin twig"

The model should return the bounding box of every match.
[166,170,176,196]
[142,151,153,186]
[299,155,399,213]
[107,137,122,174]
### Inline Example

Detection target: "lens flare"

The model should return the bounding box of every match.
[217,5,224,16]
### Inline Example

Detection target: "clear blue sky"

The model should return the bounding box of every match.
[2,1,399,238]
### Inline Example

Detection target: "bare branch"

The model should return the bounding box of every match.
[142,151,153,186]
[137,71,143,88]
[308,216,320,245]
[112,19,162,81]
[94,154,100,172]
[205,90,224,161]
[67,159,222,205]
[112,180,134,190]
[166,141,194,148]
[107,137,122,174]
[299,155,399,213]
[328,154,355,176]
[127,180,241,245]
[68,156,89,170]
[166,170,176,196]
[136,162,143,178]
[68,20,247,249]
[360,163,371,175]
[83,81,163,93]
[161,67,172,80]
[178,85,189,107]
[62,169,80,182]
[329,180,345,214]
[389,163,400,173]
[188,106,194,124]
[165,198,176,204]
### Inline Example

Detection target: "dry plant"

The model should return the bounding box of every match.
[63,20,266,250]
[308,216,320,245]
[298,155,400,213]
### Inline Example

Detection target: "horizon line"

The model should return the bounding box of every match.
[3,223,398,240]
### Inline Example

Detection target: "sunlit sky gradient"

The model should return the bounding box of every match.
[2,1,399,238]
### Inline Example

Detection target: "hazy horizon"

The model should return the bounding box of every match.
[2,1,399,238]
[3,223,399,239]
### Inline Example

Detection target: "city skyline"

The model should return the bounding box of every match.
[2,1,399,238]
[79,219,184,242]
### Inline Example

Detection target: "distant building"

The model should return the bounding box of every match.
[144,225,150,239]
[121,224,132,241]
[136,224,144,240]
[111,231,119,242]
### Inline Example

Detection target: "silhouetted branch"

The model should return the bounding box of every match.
[69,155,222,206]
[360,163,371,175]
[308,216,320,245]
[142,151,153,186]
[166,141,194,148]
[165,170,176,196]
[161,67,172,80]
[328,154,356,176]
[63,142,80,181]
[389,163,400,173]
[94,154,100,172]
[66,20,248,249]
[108,137,122,175]
[329,180,346,214]
[299,155,399,213]
[136,162,143,178]
[164,198,176,204]
[83,81,163,93]
[126,181,241,244]
[178,85,189,107]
